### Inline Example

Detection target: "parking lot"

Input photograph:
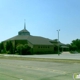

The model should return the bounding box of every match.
[0,56,80,80]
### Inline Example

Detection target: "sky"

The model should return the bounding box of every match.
[0,0,80,44]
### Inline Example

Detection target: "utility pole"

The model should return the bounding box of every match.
[57,29,60,56]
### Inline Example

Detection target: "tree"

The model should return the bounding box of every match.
[70,39,80,52]
[0,42,4,53]
[6,41,14,54]
[0,43,1,53]
[16,44,32,55]
[22,44,31,55]
[16,44,23,55]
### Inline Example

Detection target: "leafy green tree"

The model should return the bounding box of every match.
[0,42,4,53]
[16,44,23,55]
[6,41,14,54]
[70,39,80,52]
[0,43,1,53]
[16,44,32,55]
[22,44,31,55]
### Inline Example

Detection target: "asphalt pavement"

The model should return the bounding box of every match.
[0,58,80,80]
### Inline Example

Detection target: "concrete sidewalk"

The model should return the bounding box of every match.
[3,53,80,60]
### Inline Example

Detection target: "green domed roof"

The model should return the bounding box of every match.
[18,21,30,35]
[18,28,30,35]
[19,28,30,33]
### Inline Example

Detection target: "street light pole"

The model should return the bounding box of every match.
[57,29,60,56]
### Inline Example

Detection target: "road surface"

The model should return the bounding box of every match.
[0,58,80,80]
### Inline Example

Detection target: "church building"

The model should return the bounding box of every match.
[3,22,54,54]
[2,20,69,54]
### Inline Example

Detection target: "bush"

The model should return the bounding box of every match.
[6,41,14,54]
[6,51,10,54]
[16,44,32,55]
[70,51,78,54]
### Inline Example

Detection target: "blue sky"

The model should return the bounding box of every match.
[0,0,80,44]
